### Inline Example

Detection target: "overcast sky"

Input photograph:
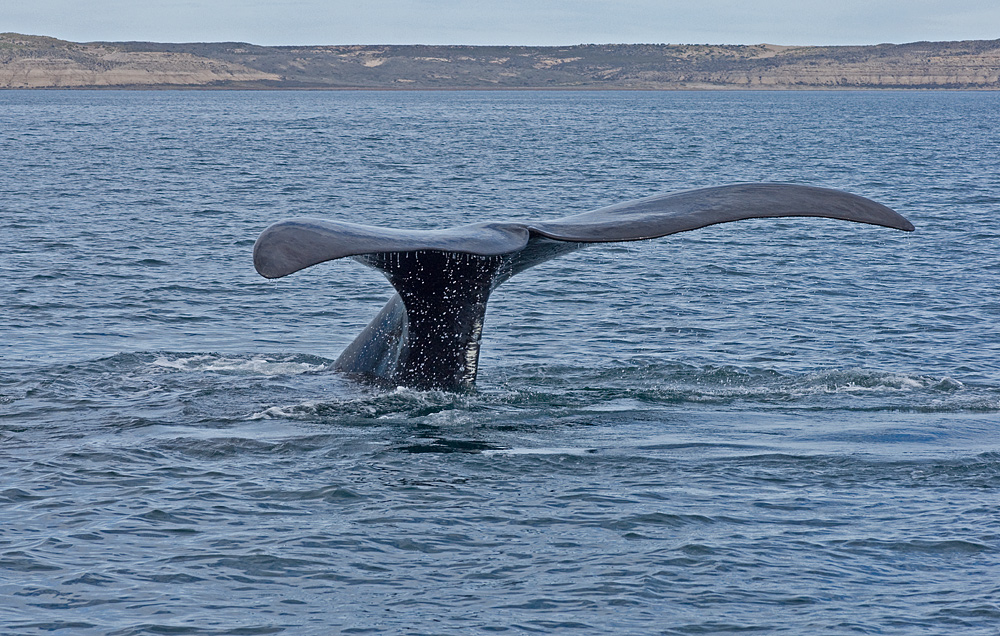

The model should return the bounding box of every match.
[4,0,999,46]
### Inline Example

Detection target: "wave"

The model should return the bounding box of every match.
[149,352,331,376]
[485,360,999,414]
[3,353,996,437]
[244,360,1000,428]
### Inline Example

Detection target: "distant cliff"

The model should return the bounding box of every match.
[3,33,999,90]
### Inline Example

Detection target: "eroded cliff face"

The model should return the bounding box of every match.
[678,43,1000,88]
[2,33,998,89]
[0,35,280,88]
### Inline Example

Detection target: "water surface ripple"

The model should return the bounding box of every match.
[1,90,999,634]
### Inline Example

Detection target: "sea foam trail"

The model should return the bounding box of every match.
[150,353,330,376]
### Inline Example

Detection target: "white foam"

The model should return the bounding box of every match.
[483,446,596,457]
[249,401,323,419]
[582,398,646,412]
[151,354,327,376]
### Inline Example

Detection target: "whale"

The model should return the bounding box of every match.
[253,183,914,390]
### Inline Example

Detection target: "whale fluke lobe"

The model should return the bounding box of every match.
[253,183,914,390]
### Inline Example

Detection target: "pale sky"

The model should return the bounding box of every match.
[4,0,999,46]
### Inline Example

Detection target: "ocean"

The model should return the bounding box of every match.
[1,89,998,634]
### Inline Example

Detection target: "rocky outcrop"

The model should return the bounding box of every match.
[0,34,280,88]
[2,33,998,89]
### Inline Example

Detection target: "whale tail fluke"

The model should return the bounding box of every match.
[253,183,914,390]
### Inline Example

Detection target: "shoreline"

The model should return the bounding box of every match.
[4,33,999,91]
[4,85,998,92]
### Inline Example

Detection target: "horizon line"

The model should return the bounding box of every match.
[6,31,997,50]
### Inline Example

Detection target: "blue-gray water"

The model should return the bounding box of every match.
[1,90,999,635]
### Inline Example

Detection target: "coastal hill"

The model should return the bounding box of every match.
[2,33,999,89]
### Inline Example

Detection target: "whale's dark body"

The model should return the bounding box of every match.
[253,183,914,390]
